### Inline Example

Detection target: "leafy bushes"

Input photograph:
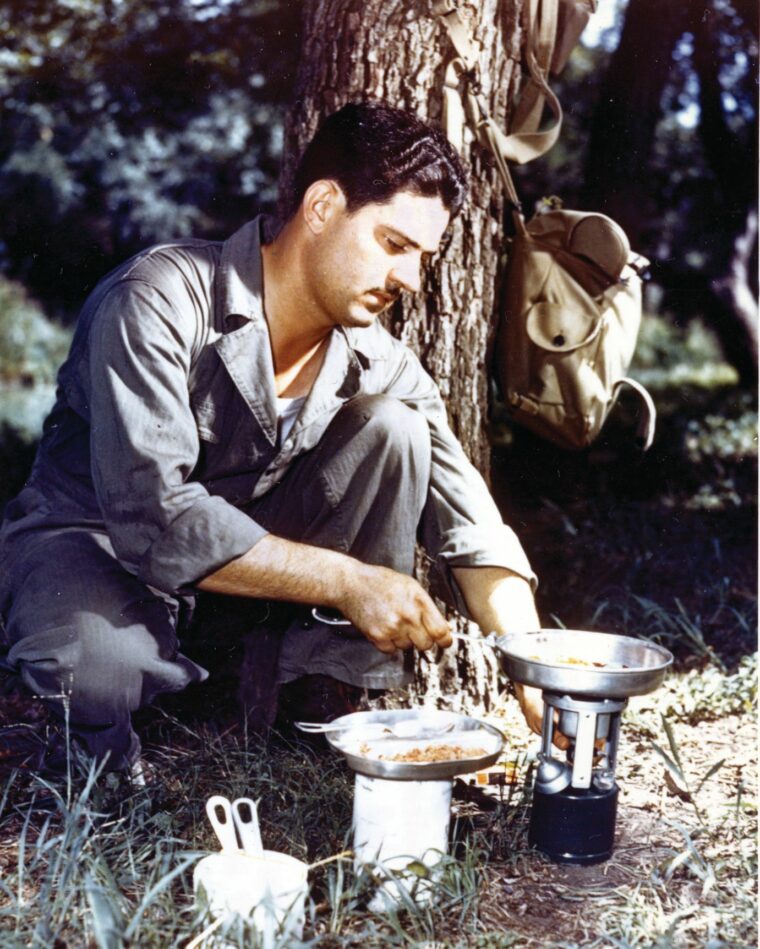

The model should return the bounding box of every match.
[0,276,70,385]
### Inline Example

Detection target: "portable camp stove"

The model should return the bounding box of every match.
[496,629,673,865]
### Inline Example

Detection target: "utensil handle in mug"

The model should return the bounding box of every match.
[205,795,240,852]
[232,797,264,856]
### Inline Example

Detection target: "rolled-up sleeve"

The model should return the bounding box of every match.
[382,344,537,610]
[86,281,266,592]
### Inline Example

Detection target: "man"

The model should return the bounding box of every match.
[0,103,544,773]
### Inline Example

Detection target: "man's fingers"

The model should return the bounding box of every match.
[367,633,400,654]
[515,683,543,735]
[553,730,572,751]
[419,603,451,648]
[430,622,453,648]
[407,626,434,651]
[515,683,573,749]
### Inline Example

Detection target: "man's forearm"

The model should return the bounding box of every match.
[451,565,540,636]
[197,533,357,607]
[453,565,569,746]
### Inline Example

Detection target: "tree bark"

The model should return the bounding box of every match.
[691,3,758,382]
[710,208,759,381]
[280,0,524,710]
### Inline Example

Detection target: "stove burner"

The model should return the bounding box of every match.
[494,629,673,865]
[531,691,627,863]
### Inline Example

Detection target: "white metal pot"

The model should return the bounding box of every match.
[352,773,453,909]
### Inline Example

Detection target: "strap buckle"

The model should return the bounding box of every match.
[432,0,458,15]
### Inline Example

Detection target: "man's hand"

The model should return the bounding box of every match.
[197,534,451,655]
[339,563,452,654]
[514,682,571,750]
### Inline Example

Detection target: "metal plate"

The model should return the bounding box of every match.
[494,629,673,698]
[325,709,505,781]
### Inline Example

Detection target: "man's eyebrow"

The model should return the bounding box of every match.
[381,225,438,255]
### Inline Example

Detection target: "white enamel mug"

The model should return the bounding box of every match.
[193,850,308,946]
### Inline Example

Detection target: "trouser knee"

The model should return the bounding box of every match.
[326,395,432,509]
[4,534,205,734]
[10,605,171,728]
[338,394,431,470]
[248,395,432,574]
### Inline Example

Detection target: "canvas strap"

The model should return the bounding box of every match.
[612,378,657,450]
[434,0,563,167]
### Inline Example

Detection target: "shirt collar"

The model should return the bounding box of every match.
[216,217,269,332]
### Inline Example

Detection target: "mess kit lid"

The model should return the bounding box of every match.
[325,709,505,781]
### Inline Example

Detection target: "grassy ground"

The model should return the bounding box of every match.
[0,313,757,947]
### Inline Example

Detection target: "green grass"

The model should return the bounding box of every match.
[0,310,756,945]
[0,728,490,947]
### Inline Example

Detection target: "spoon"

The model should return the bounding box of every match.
[448,631,500,648]
[294,719,457,739]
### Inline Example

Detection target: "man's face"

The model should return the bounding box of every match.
[303,187,451,329]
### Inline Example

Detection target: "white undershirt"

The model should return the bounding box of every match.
[275,395,306,444]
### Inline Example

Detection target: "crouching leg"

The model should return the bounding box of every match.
[1,531,206,771]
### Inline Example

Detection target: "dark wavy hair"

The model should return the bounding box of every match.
[289,102,468,219]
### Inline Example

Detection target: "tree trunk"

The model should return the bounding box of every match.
[280,0,524,711]
[690,3,758,383]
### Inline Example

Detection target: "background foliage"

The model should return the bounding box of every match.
[0,0,299,311]
[0,0,756,322]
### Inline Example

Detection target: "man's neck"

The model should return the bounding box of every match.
[261,223,331,398]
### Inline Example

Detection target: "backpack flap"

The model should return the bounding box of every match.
[498,218,656,451]
[567,214,629,281]
[529,210,631,292]
[525,300,602,353]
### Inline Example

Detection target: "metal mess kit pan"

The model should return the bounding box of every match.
[313,708,506,780]
[491,628,673,698]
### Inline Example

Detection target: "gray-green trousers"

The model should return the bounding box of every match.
[1,396,431,768]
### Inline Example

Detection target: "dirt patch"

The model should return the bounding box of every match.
[470,707,757,947]
[477,808,673,945]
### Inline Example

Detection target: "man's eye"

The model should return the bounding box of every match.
[385,236,406,252]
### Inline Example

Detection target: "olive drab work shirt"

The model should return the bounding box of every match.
[0,218,536,607]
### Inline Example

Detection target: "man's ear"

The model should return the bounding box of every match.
[302,179,345,234]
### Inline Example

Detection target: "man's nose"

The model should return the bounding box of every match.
[388,256,422,295]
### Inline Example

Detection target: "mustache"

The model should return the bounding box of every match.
[367,287,401,305]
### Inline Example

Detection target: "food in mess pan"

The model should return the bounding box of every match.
[528,655,629,669]
[358,742,489,762]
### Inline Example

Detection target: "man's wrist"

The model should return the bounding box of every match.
[324,552,364,611]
